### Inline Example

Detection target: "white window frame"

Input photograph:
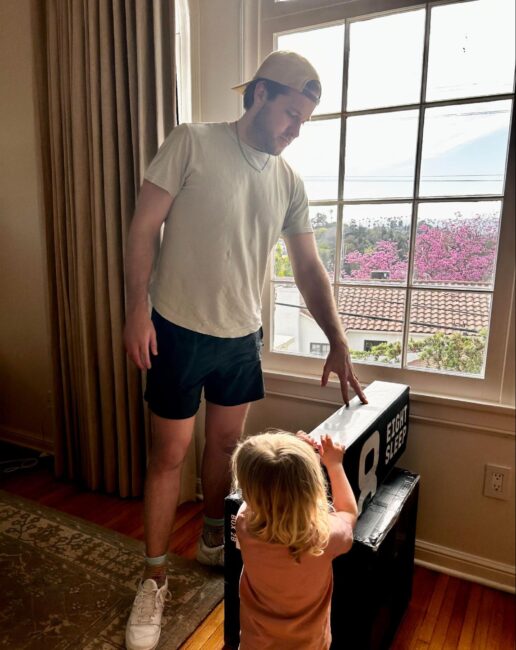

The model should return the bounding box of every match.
[175,0,193,124]
[259,0,515,404]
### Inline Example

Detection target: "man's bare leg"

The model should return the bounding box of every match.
[143,412,196,580]
[199,402,249,553]
[126,413,196,650]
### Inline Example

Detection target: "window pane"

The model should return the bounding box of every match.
[278,24,344,115]
[311,206,337,277]
[347,9,425,111]
[273,240,294,279]
[407,290,491,376]
[273,283,328,356]
[427,0,516,102]
[283,118,340,200]
[274,206,337,280]
[339,287,405,367]
[413,201,502,289]
[341,204,412,284]
[419,100,512,197]
[344,110,419,200]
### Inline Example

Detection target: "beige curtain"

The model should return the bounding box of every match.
[31,0,194,498]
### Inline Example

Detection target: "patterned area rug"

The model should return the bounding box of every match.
[0,490,223,649]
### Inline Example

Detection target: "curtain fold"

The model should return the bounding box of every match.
[31,0,190,498]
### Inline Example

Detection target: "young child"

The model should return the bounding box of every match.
[231,430,358,650]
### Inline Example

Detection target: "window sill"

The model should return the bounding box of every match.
[262,368,516,439]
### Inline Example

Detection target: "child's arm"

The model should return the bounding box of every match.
[320,434,358,529]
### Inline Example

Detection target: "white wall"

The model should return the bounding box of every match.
[192,0,515,592]
[0,0,53,452]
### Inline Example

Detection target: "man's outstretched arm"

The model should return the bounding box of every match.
[284,232,368,406]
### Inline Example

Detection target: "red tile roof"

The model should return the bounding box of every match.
[333,286,491,335]
[318,287,491,334]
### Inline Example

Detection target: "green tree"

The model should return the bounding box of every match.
[350,328,487,375]
[274,241,293,277]
[409,329,487,374]
[351,341,401,364]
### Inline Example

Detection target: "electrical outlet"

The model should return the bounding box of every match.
[483,464,512,500]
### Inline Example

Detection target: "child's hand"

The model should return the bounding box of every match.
[319,434,345,469]
[295,430,322,454]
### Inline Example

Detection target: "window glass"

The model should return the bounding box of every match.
[339,286,406,367]
[426,0,516,102]
[348,9,425,110]
[341,204,412,284]
[275,206,338,279]
[344,110,419,200]
[273,284,329,356]
[278,24,345,115]
[419,100,512,197]
[413,201,502,289]
[282,118,340,200]
[407,289,491,376]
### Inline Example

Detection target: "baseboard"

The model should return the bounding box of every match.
[415,539,515,593]
[0,426,53,454]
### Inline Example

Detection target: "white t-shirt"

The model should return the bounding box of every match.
[144,122,312,338]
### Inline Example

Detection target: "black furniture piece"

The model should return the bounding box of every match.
[330,469,419,650]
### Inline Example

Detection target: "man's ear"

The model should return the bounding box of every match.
[254,80,268,106]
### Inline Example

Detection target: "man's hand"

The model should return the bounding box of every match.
[321,342,368,407]
[123,308,157,370]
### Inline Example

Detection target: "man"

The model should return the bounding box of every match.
[123,50,367,650]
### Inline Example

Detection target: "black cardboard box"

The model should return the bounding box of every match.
[309,381,409,515]
[224,492,245,650]
[331,469,419,650]
[224,469,419,650]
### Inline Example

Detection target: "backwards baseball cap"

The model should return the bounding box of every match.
[232,50,321,104]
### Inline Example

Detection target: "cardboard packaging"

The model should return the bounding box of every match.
[331,469,419,650]
[224,492,244,650]
[309,381,409,515]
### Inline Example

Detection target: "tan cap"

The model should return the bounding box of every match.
[232,50,321,104]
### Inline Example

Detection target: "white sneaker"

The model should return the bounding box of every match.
[125,578,169,650]
[196,537,224,567]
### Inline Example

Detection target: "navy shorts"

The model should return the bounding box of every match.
[144,310,265,419]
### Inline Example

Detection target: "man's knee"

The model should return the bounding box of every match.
[205,428,242,457]
[149,415,195,473]
[147,449,186,473]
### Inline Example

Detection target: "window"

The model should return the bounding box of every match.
[175,0,192,124]
[310,342,331,357]
[266,0,514,388]
[364,340,388,352]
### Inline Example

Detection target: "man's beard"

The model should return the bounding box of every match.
[249,104,283,156]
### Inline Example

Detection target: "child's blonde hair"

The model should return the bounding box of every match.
[231,431,330,562]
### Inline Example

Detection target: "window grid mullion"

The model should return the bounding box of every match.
[333,20,351,302]
[401,1,432,368]
[309,92,515,123]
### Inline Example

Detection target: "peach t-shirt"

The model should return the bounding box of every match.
[235,504,353,650]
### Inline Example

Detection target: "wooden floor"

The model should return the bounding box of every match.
[0,453,514,650]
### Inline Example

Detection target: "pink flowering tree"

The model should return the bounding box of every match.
[413,218,498,283]
[345,240,408,281]
[344,215,499,284]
